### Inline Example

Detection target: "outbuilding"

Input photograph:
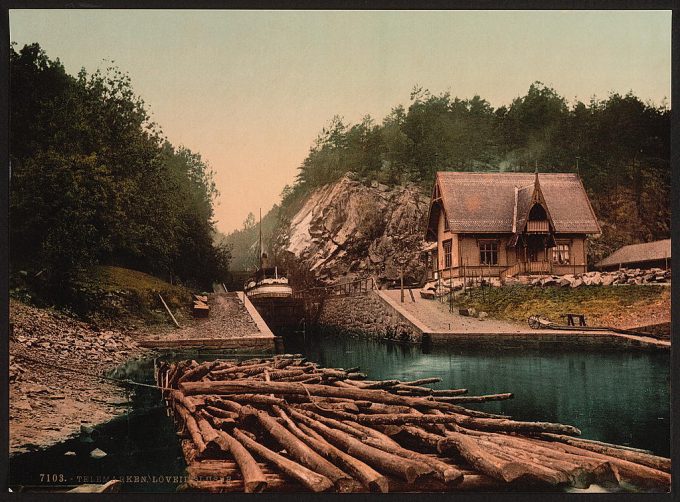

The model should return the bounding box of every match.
[595,239,671,271]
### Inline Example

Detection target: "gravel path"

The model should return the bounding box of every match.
[381,289,670,349]
[382,289,529,333]
[139,292,261,343]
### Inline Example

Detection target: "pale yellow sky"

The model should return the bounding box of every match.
[10,10,671,233]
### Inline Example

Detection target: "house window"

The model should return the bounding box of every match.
[552,244,571,265]
[479,242,498,265]
[443,239,452,269]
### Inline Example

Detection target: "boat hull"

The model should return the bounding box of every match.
[245,283,293,299]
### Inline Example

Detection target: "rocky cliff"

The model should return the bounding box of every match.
[276,174,429,285]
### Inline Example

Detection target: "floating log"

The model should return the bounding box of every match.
[178,361,218,384]
[273,407,389,493]
[210,430,269,493]
[159,356,665,493]
[205,396,242,413]
[534,438,671,491]
[170,390,199,413]
[540,433,671,472]
[438,431,537,484]
[222,394,286,406]
[173,403,207,453]
[242,406,355,492]
[401,426,444,450]
[362,437,463,484]
[232,428,334,492]
[475,430,618,487]
[341,421,402,449]
[432,393,513,403]
[268,369,307,380]
[290,409,434,483]
[431,388,468,396]
[179,379,505,418]
[204,406,239,419]
[400,377,441,386]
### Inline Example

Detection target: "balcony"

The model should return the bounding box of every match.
[526,220,549,233]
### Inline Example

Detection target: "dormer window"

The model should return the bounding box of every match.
[526,203,550,233]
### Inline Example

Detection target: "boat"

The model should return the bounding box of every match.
[243,209,293,301]
[244,266,293,299]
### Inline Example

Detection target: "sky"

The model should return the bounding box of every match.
[10,10,672,234]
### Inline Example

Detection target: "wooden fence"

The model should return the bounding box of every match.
[293,277,376,300]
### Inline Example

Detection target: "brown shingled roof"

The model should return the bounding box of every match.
[596,239,671,268]
[433,172,601,234]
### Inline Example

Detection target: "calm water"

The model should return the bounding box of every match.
[9,333,670,492]
[286,330,671,457]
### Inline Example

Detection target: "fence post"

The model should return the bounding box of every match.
[400,268,405,303]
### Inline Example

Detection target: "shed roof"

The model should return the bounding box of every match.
[596,239,671,268]
[430,172,601,236]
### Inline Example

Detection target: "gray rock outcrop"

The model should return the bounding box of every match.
[276,174,428,285]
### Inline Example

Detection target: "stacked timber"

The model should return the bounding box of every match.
[193,295,210,318]
[157,356,670,493]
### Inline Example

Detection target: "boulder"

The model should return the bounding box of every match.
[558,278,571,287]
[601,274,616,286]
[570,278,584,288]
[478,311,488,321]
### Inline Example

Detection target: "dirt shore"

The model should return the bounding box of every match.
[9,300,148,456]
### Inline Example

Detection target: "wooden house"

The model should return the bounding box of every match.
[595,239,671,271]
[424,171,601,281]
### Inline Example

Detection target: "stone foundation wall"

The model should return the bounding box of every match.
[316,291,423,343]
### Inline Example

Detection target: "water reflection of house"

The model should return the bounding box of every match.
[595,239,671,271]
[424,170,601,281]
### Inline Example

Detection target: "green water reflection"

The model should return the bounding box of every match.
[286,330,670,457]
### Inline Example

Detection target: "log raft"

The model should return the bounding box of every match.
[158,355,670,493]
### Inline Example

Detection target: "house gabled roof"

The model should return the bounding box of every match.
[426,171,601,238]
[512,183,533,234]
[596,239,671,268]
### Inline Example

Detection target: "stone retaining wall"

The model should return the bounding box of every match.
[316,291,423,343]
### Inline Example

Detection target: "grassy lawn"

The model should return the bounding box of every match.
[71,265,193,321]
[456,285,668,326]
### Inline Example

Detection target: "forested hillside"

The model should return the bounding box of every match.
[217,208,281,272]
[10,43,230,290]
[224,82,669,274]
